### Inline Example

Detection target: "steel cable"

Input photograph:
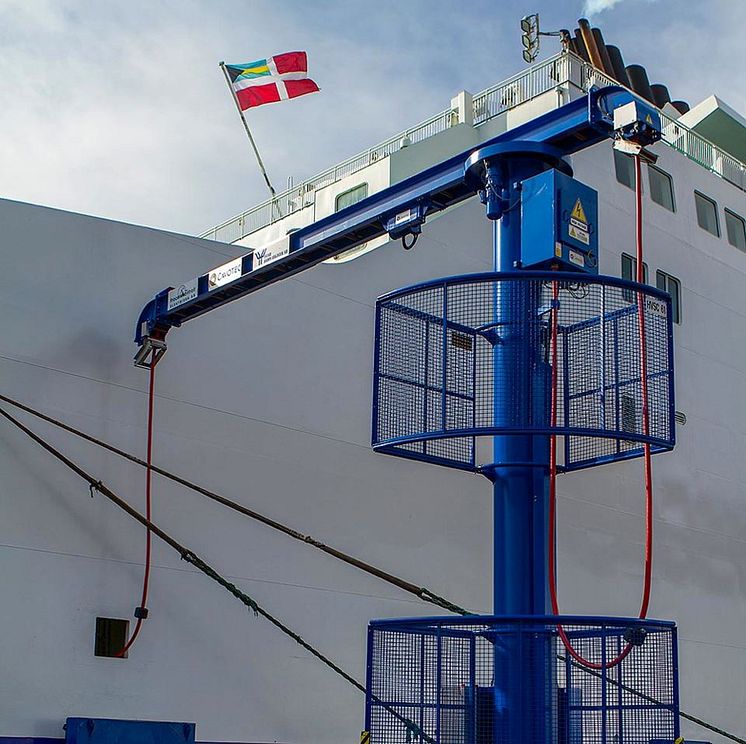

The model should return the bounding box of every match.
[0,390,469,617]
[0,400,742,743]
[0,404,433,744]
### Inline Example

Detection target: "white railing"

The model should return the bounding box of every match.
[201,107,458,243]
[202,51,746,243]
[200,52,572,243]
[473,53,571,123]
[573,58,746,192]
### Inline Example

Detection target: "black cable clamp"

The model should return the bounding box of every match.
[134,606,149,619]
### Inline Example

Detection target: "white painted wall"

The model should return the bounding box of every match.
[1,128,745,744]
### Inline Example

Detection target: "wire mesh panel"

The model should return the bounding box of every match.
[372,272,675,472]
[366,616,679,744]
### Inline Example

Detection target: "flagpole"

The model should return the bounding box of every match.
[219,61,277,199]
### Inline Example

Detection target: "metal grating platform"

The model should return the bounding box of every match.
[372,272,675,472]
[365,616,679,744]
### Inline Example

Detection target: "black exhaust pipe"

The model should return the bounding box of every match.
[605,45,631,87]
[626,64,655,104]
[650,84,671,109]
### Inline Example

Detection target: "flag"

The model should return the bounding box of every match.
[225,51,319,110]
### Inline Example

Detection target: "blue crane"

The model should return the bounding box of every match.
[134,86,656,364]
[134,84,676,744]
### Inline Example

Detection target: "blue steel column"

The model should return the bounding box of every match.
[481,155,556,744]
[490,166,551,618]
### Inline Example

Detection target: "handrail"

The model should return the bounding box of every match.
[202,51,746,245]
[199,52,569,244]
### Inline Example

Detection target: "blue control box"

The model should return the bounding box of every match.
[65,718,195,744]
[520,169,599,274]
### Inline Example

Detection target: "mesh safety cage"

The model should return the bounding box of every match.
[372,272,675,472]
[365,615,679,744]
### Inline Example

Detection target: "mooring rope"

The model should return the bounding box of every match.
[0,403,434,744]
[1,397,743,744]
[0,391,469,618]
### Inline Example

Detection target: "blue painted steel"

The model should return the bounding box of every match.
[375,270,673,303]
[0,738,257,744]
[372,271,676,471]
[485,157,557,619]
[464,144,569,744]
[129,83,680,744]
[672,624,682,742]
[64,718,195,744]
[520,170,599,273]
[368,614,676,628]
[366,615,679,744]
[134,86,650,346]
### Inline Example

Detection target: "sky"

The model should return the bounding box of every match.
[0,0,744,236]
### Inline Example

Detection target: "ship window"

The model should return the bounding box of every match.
[95,617,129,658]
[656,270,681,324]
[621,253,648,282]
[725,209,746,252]
[335,183,368,212]
[613,150,635,190]
[648,165,675,212]
[621,253,648,303]
[694,191,720,236]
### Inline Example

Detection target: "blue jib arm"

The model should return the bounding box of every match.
[133,86,660,365]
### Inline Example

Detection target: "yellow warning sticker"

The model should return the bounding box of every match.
[569,224,590,245]
[570,198,587,225]
[361,731,371,744]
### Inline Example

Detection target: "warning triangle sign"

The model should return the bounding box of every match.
[571,198,587,225]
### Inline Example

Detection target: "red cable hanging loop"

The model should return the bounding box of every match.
[548,153,654,669]
[115,361,157,657]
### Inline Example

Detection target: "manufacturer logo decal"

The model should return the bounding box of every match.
[167,278,198,311]
[253,239,290,270]
[208,257,243,290]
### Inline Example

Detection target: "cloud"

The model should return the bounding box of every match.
[582,0,626,15]
[0,0,744,237]
[0,0,508,235]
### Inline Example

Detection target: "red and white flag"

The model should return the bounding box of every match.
[224,51,320,110]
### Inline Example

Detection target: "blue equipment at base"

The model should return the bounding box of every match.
[65,718,195,744]
[131,84,677,744]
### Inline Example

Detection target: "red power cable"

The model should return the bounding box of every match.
[115,361,157,657]
[548,152,653,669]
